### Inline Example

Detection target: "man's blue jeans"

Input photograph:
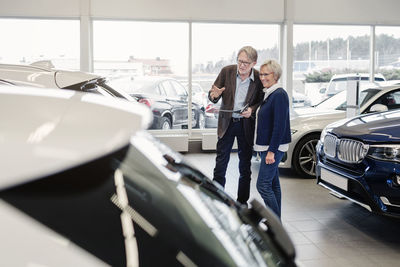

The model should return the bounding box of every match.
[256,150,284,218]
[213,120,253,204]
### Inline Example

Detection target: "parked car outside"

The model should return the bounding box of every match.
[205,100,221,128]
[111,76,205,130]
[319,73,386,99]
[285,84,400,178]
[0,86,297,266]
[0,62,135,102]
[185,82,209,108]
[316,109,400,218]
[292,91,312,108]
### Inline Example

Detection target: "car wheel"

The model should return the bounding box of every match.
[196,112,206,129]
[160,117,172,130]
[292,133,320,178]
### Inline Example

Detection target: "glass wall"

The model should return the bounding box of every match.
[192,23,279,128]
[375,26,400,82]
[0,18,80,69]
[293,25,370,105]
[93,21,279,130]
[93,20,189,131]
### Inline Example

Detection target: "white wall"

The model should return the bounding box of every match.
[294,0,400,25]
[1,0,400,25]
[91,0,284,22]
[0,0,82,17]
[0,0,283,22]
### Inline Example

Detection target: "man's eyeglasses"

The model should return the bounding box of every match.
[259,72,273,77]
[237,59,252,67]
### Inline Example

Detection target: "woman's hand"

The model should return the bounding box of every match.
[265,151,275,164]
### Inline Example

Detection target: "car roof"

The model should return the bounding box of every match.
[0,63,100,88]
[0,86,152,190]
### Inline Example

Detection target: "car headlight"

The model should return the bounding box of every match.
[368,145,400,162]
[320,127,329,143]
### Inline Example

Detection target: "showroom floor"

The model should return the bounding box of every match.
[184,151,400,267]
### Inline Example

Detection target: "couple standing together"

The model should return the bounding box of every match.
[208,46,291,219]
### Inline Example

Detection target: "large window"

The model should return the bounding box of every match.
[376,26,400,80]
[192,23,279,128]
[0,18,80,70]
[94,21,279,131]
[93,20,189,131]
[293,25,370,105]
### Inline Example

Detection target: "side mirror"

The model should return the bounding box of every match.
[369,104,388,113]
[319,87,326,94]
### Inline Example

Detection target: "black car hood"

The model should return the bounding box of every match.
[330,110,400,143]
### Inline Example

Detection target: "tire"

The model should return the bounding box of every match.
[292,133,320,178]
[195,112,206,129]
[160,117,172,130]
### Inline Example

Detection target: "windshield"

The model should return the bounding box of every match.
[122,131,293,266]
[1,129,294,267]
[316,88,381,110]
[326,77,384,96]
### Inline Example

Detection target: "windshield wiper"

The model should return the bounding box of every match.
[163,154,239,208]
[241,200,296,262]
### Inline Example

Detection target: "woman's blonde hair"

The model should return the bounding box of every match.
[260,59,282,81]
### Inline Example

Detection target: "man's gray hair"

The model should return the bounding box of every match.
[261,59,282,81]
[237,46,258,63]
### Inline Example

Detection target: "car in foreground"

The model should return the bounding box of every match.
[316,109,400,218]
[285,84,400,178]
[111,76,205,130]
[0,62,135,102]
[0,86,297,266]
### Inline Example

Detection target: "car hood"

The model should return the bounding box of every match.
[291,106,344,117]
[330,110,400,143]
[290,106,345,125]
[0,86,152,189]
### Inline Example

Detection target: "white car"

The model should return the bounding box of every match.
[283,83,400,178]
[0,86,297,266]
[319,73,386,99]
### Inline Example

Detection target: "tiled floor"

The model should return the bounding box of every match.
[183,151,400,267]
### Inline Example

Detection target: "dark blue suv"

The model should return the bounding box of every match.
[316,110,400,218]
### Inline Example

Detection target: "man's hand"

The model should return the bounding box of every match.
[240,107,252,118]
[209,85,225,100]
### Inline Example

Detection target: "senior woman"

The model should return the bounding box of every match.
[254,59,291,219]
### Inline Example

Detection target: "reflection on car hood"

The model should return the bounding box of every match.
[330,110,400,143]
[0,86,152,189]
[291,106,344,119]
[55,70,100,88]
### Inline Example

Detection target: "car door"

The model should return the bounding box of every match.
[162,80,186,126]
[169,80,189,125]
